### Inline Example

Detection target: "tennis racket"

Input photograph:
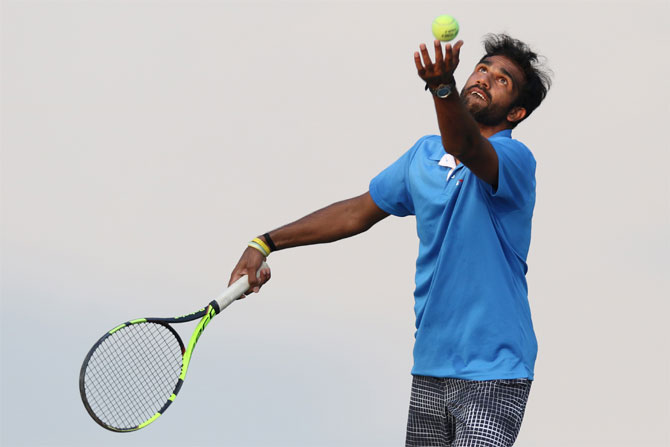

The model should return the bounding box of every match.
[79,262,270,432]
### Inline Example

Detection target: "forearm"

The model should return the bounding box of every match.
[432,92,483,160]
[415,40,490,165]
[261,192,387,251]
[231,192,386,289]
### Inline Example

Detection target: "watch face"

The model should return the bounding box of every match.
[436,85,452,98]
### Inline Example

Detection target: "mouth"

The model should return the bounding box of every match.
[468,88,489,103]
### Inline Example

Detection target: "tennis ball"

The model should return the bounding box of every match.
[432,15,459,42]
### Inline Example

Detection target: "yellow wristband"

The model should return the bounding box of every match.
[248,241,269,257]
[252,237,272,255]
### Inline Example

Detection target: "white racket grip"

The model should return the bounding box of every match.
[215,262,270,312]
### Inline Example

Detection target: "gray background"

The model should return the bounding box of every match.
[2,0,668,446]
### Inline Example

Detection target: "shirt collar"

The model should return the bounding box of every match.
[438,153,456,169]
[429,129,513,164]
[491,129,513,139]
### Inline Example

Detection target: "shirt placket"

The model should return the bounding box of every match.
[443,164,464,196]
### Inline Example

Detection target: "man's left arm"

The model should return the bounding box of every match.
[414,40,499,187]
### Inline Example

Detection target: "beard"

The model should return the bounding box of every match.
[460,87,510,127]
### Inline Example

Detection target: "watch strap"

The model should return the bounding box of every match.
[425,82,456,98]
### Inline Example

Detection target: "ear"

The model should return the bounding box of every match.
[507,106,527,124]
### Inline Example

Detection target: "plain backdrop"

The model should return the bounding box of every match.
[2,1,669,446]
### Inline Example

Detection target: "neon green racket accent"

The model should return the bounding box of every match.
[180,305,217,380]
[137,413,161,429]
[108,324,126,334]
[109,319,146,334]
[80,265,265,433]
[175,307,206,320]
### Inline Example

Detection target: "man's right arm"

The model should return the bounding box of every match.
[228,191,389,292]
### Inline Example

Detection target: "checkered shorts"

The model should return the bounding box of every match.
[406,375,532,447]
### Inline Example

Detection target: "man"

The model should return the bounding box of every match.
[229,34,551,447]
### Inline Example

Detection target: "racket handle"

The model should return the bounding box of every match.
[212,262,270,313]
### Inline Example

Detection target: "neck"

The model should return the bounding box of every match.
[477,122,511,138]
[454,123,511,166]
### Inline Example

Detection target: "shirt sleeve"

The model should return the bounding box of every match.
[368,137,426,217]
[479,137,536,210]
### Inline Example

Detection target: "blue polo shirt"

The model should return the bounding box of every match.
[369,130,538,380]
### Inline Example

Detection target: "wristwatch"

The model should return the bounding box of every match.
[426,82,456,99]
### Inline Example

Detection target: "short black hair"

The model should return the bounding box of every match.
[480,33,552,127]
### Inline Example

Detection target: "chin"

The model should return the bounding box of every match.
[464,99,486,116]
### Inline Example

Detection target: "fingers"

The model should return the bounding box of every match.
[443,40,463,69]
[419,43,433,69]
[228,269,242,288]
[433,40,444,67]
[236,265,262,299]
[443,42,453,67]
[229,263,251,299]
[243,265,271,297]
[441,41,460,69]
[452,40,463,68]
[415,43,436,81]
[229,246,270,299]
[258,268,272,290]
[416,40,464,83]
[413,51,425,77]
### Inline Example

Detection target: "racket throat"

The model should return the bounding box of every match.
[210,299,221,314]
[180,304,217,380]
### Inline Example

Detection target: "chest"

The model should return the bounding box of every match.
[407,156,492,243]
[410,156,471,208]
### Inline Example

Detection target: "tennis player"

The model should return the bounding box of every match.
[230,33,551,447]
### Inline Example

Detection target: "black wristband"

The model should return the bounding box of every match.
[263,232,277,252]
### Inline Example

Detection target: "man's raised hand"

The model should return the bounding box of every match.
[414,40,464,88]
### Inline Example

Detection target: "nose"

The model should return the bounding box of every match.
[474,70,491,90]
[476,76,490,90]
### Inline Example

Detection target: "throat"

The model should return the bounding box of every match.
[478,122,511,138]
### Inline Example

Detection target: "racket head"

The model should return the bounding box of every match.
[79,320,186,432]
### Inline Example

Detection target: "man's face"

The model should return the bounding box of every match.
[460,55,525,127]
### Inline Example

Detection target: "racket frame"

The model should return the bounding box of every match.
[79,263,268,432]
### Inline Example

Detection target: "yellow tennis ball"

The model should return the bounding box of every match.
[432,15,459,42]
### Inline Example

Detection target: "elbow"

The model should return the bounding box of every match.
[345,207,371,236]
[341,194,383,236]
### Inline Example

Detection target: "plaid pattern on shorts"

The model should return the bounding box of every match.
[406,376,532,447]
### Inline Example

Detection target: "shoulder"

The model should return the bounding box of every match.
[410,134,445,162]
[489,133,536,170]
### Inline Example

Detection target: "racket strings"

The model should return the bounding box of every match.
[82,322,184,430]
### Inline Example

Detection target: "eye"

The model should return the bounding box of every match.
[478,66,487,73]
[498,77,508,86]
